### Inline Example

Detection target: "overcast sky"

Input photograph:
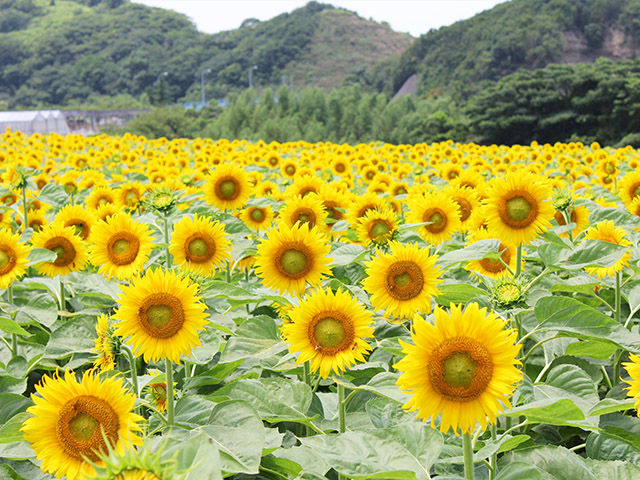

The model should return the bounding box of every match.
[132,0,508,37]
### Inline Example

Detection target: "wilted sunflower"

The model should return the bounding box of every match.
[112,268,208,363]
[362,242,442,320]
[93,314,119,372]
[356,208,398,246]
[623,354,640,417]
[89,213,155,281]
[278,194,328,232]
[255,222,332,297]
[30,223,89,277]
[582,220,632,278]
[407,192,461,245]
[239,204,275,231]
[282,288,374,378]
[21,370,143,480]
[483,172,554,246]
[204,163,252,211]
[169,214,232,276]
[394,302,522,434]
[0,228,29,289]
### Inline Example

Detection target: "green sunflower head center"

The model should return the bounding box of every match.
[605,163,615,174]
[154,193,174,209]
[251,208,265,221]
[430,211,444,226]
[371,221,391,239]
[314,317,347,348]
[219,180,237,199]
[286,165,295,175]
[297,213,310,224]
[188,238,209,257]
[632,184,640,198]
[396,187,407,195]
[506,196,532,222]
[0,249,11,270]
[125,191,139,206]
[498,284,521,303]
[151,383,167,402]
[393,272,412,288]
[70,222,86,238]
[280,249,308,275]
[146,305,173,330]
[68,412,99,442]
[442,352,478,389]
[112,238,130,256]
[97,197,110,207]
[52,246,66,259]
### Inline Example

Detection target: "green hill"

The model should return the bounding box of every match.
[363,0,640,97]
[0,0,412,109]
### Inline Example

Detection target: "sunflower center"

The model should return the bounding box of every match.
[554,209,577,226]
[279,249,309,276]
[605,163,615,174]
[498,190,539,229]
[154,193,173,208]
[286,165,296,175]
[184,233,215,263]
[324,201,343,221]
[336,163,346,173]
[124,191,139,206]
[151,383,167,403]
[386,261,424,300]
[429,337,494,401]
[293,208,316,227]
[251,208,265,221]
[497,284,521,303]
[632,184,640,198]
[97,196,111,207]
[370,220,391,239]
[45,237,76,267]
[395,187,407,196]
[67,220,88,240]
[0,247,15,275]
[308,311,354,355]
[138,293,185,339]
[506,196,532,222]
[423,209,448,234]
[107,232,141,266]
[56,395,120,461]
[219,180,237,199]
[479,243,511,274]
[455,198,472,222]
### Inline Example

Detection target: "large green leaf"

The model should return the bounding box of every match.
[201,282,289,309]
[498,446,597,480]
[435,284,488,306]
[187,324,222,365]
[583,458,640,479]
[14,292,58,329]
[0,318,29,336]
[329,244,366,266]
[162,430,223,480]
[44,315,96,359]
[586,414,640,464]
[504,398,585,426]
[559,239,630,270]
[219,315,288,367]
[301,424,443,480]
[0,413,29,444]
[438,239,501,268]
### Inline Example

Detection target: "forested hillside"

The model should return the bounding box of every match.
[0,0,411,109]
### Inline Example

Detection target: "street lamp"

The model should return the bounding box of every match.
[201,68,211,105]
[155,71,168,83]
[248,65,258,89]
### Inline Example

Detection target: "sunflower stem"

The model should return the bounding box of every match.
[463,432,475,480]
[338,383,347,480]
[612,272,623,387]
[489,425,498,480]
[514,245,522,279]
[165,357,175,427]
[21,184,28,232]
[562,209,574,243]
[302,362,310,386]
[59,279,65,312]
[163,216,171,269]
[123,347,140,412]
[7,286,17,357]
[615,271,622,325]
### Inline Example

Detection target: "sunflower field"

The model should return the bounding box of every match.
[1,130,640,480]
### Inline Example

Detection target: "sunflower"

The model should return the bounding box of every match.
[239,204,275,230]
[553,205,590,238]
[407,192,461,245]
[255,222,332,297]
[0,228,29,289]
[443,185,481,230]
[346,192,388,228]
[464,229,519,280]
[356,208,398,246]
[85,186,120,211]
[89,213,155,281]
[618,170,640,206]
[169,214,232,276]
[628,196,640,219]
[582,220,632,278]
[204,163,252,211]
[112,268,208,363]
[394,302,522,434]
[54,204,96,241]
[143,369,174,413]
[278,194,328,232]
[117,181,146,210]
[282,288,374,379]
[483,171,554,246]
[362,242,442,320]
[623,354,640,417]
[30,223,89,277]
[93,314,119,372]
[21,370,143,480]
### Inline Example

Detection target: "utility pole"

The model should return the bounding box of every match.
[248,65,258,89]
[201,68,211,105]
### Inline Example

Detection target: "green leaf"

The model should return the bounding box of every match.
[202,282,288,309]
[214,377,313,424]
[583,458,640,479]
[199,400,264,475]
[438,239,501,268]
[0,441,33,460]
[0,394,31,424]
[26,248,57,267]
[163,430,223,480]
[184,359,245,390]
[14,292,58,329]
[219,315,288,367]
[272,446,329,476]
[44,315,96,359]
[565,340,617,359]
[435,284,488,306]
[174,396,216,427]
[0,413,29,443]
[504,398,585,426]
[0,318,29,336]
[588,398,636,416]
[188,324,222,365]
[301,424,443,480]
[498,446,597,480]
[335,372,410,404]
[586,414,640,463]
[559,239,630,270]
[329,244,366,266]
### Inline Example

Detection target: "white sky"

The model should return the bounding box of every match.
[132,0,508,37]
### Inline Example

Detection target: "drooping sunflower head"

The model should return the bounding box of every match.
[483,171,554,246]
[582,220,632,278]
[362,241,443,320]
[355,208,398,247]
[21,370,143,480]
[30,223,89,277]
[407,192,462,245]
[204,163,253,211]
[255,222,332,297]
[169,213,232,276]
[282,287,374,378]
[0,227,29,289]
[394,302,522,435]
[89,213,155,281]
[112,268,208,364]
